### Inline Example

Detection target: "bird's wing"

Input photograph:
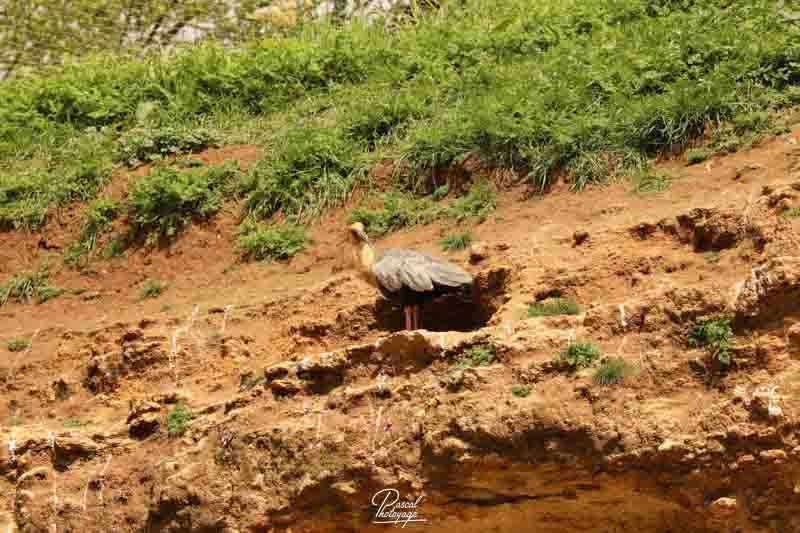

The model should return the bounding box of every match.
[373,249,472,293]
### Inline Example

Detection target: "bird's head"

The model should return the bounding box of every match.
[347,222,370,244]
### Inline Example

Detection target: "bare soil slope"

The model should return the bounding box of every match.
[2,127,800,532]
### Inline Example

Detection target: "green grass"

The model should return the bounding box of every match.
[593,357,630,385]
[65,198,120,267]
[0,0,798,237]
[139,279,166,300]
[456,344,497,368]
[559,341,601,369]
[0,268,64,306]
[686,148,710,165]
[167,401,193,437]
[528,298,581,317]
[63,418,89,428]
[440,232,473,251]
[5,339,30,352]
[780,207,800,219]
[237,219,308,261]
[688,317,733,365]
[511,385,532,397]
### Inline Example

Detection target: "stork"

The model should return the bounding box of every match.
[346,222,474,330]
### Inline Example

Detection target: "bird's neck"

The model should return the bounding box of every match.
[356,241,377,271]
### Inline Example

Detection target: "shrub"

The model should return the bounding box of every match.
[686,148,709,165]
[440,232,473,251]
[688,317,733,365]
[5,339,30,352]
[593,357,630,385]
[167,401,193,437]
[559,341,601,369]
[129,164,236,240]
[139,279,166,300]
[528,298,580,317]
[237,219,308,261]
[117,126,216,167]
[457,344,496,368]
[511,385,532,397]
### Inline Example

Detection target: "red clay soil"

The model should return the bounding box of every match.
[1,128,800,532]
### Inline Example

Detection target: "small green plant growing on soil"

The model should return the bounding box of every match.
[0,268,63,306]
[6,338,30,352]
[780,207,800,219]
[457,344,496,368]
[167,401,193,437]
[139,279,166,300]
[63,418,89,428]
[511,385,532,398]
[560,341,601,369]
[686,148,709,165]
[64,198,120,267]
[632,171,671,194]
[593,357,630,385]
[440,232,473,251]
[528,298,580,317]
[237,219,308,261]
[702,251,721,264]
[688,317,733,365]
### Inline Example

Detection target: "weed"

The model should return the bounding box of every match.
[139,279,166,300]
[167,401,193,437]
[5,339,29,352]
[118,126,215,167]
[702,251,721,264]
[440,232,473,251]
[559,341,601,369]
[447,182,496,222]
[593,357,630,385]
[0,268,63,305]
[237,219,308,261]
[528,298,580,317]
[686,148,709,165]
[349,192,442,237]
[456,344,496,368]
[688,317,733,365]
[63,418,88,428]
[129,164,237,240]
[511,385,532,397]
[103,236,130,258]
[780,207,800,219]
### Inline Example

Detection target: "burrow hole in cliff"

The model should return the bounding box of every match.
[372,267,512,333]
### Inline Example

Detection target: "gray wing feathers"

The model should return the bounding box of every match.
[372,248,472,294]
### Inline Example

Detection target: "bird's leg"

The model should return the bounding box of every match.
[413,305,421,331]
[404,305,412,331]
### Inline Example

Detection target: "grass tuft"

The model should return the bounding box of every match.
[237,219,308,261]
[559,341,601,369]
[0,268,63,306]
[528,298,581,317]
[686,148,710,165]
[5,339,30,352]
[440,232,473,251]
[593,357,630,385]
[457,344,497,368]
[139,279,166,300]
[167,401,193,437]
[511,385,532,398]
[780,207,800,219]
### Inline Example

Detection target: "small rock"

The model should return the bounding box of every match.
[759,449,787,463]
[709,496,737,517]
[269,379,302,398]
[572,231,590,247]
[469,242,488,264]
[332,481,358,496]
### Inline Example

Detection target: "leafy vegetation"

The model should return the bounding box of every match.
[0,268,63,305]
[237,219,308,261]
[457,344,497,368]
[440,232,473,251]
[139,279,166,300]
[63,418,89,428]
[528,298,581,317]
[5,339,30,352]
[511,385,532,397]
[128,163,238,240]
[781,207,800,219]
[594,357,631,385]
[167,401,193,437]
[688,317,733,365]
[686,148,710,165]
[65,198,120,267]
[1,0,798,238]
[559,341,601,369]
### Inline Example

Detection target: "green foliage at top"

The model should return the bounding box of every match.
[5,339,30,352]
[129,163,238,240]
[0,267,63,306]
[167,401,193,437]
[440,232,473,251]
[456,344,497,368]
[237,219,308,261]
[560,341,601,369]
[1,0,799,231]
[688,317,733,365]
[528,298,581,317]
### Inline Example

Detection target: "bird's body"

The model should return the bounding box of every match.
[347,223,474,330]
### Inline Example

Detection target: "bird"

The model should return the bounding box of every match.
[346,222,474,331]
